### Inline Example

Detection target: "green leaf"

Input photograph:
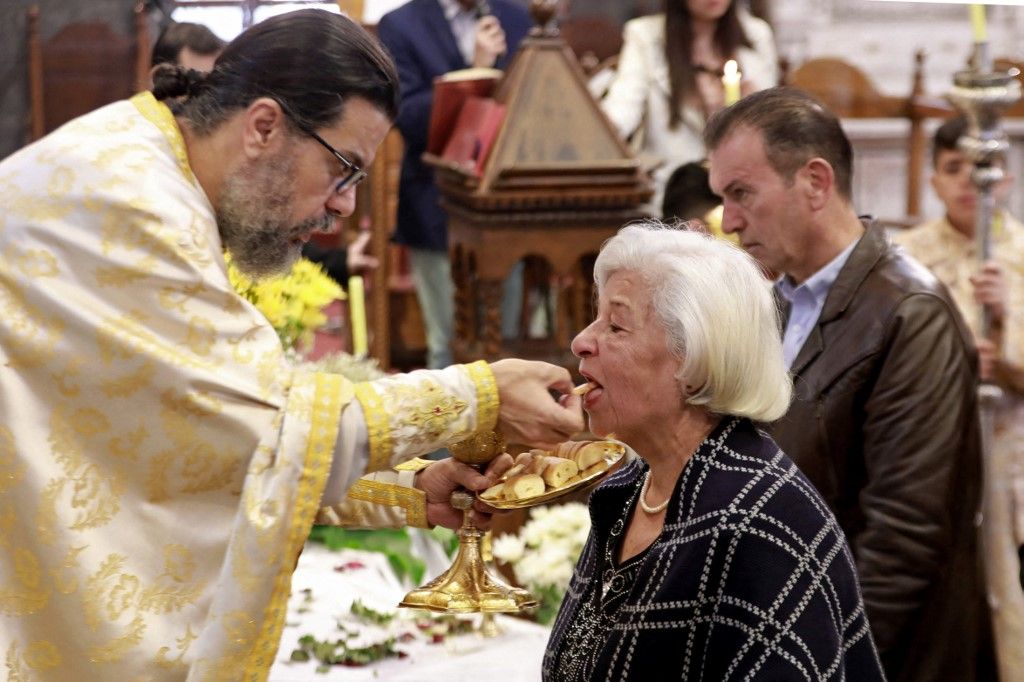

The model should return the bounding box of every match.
[532,584,565,625]
[428,526,459,557]
[350,599,395,626]
[307,527,426,584]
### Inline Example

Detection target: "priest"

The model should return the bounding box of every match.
[0,10,583,679]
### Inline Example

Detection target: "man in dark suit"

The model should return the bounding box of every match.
[705,87,993,682]
[378,0,532,368]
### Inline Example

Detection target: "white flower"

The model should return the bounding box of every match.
[520,518,551,547]
[567,517,590,543]
[501,503,592,595]
[490,533,526,564]
[513,551,547,586]
[545,562,575,591]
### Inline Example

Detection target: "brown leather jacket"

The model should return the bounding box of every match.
[770,222,993,682]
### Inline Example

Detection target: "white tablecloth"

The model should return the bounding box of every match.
[269,542,550,681]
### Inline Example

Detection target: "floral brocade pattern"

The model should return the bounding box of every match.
[1,92,500,681]
[355,361,497,473]
[0,94,344,680]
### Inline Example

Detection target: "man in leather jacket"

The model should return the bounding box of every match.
[705,87,993,682]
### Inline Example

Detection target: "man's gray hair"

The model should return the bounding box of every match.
[594,221,792,422]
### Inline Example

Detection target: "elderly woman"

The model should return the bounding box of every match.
[542,223,883,680]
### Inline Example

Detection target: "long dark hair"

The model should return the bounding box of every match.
[152,9,398,134]
[664,1,752,128]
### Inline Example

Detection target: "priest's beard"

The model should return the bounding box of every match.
[216,150,332,279]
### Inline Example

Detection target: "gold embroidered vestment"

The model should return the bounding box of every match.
[0,93,497,680]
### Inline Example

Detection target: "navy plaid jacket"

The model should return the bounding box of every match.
[543,418,885,681]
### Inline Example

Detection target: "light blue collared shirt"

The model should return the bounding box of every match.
[438,0,478,66]
[775,241,858,368]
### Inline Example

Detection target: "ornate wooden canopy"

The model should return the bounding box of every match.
[425,17,651,366]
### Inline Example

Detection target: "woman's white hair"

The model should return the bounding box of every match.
[594,221,792,422]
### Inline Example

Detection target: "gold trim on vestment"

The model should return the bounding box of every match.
[244,372,343,679]
[394,457,433,473]
[347,478,428,529]
[355,381,390,473]
[466,360,499,432]
[130,91,195,184]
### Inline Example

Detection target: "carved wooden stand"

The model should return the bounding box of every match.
[427,12,651,367]
[448,206,639,366]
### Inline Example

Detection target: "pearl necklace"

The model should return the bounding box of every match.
[639,471,670,514]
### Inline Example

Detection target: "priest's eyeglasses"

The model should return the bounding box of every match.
[275,99,368,194]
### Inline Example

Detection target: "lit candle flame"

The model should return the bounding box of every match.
[722,59,741,106]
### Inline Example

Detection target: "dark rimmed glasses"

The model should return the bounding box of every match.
[276,99,368,194]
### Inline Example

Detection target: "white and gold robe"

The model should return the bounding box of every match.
[0,93,497,680]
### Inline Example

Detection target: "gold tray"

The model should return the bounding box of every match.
[478,441,628,510]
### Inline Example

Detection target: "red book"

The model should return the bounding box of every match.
[440,96,506,175]
[427,67,502,156]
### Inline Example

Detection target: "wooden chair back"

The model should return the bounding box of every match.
[787,51,951,217]
[27,3,150,142]
[365,128,405,368]
[994,57,1024,118]
[558,16,623,76]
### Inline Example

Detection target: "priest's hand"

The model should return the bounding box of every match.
[490,359,584,449]
[415,453,514,530]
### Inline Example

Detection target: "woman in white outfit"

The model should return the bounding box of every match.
[601,0,778,214]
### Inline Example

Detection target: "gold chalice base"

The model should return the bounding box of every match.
[400,431,539,614]
[399,506,537,613]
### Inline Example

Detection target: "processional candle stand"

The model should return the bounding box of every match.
[945,7,1021,675]
[948,30,1020,345]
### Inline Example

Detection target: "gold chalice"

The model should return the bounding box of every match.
[399,430,539,614]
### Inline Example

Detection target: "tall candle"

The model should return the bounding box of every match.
[347,275,368,356]
[970,4,987,43]
[722,59,741,106]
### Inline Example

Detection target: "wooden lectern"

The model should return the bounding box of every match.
[425,5,651,367]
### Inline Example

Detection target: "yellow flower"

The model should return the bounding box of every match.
[226,253,343,350]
